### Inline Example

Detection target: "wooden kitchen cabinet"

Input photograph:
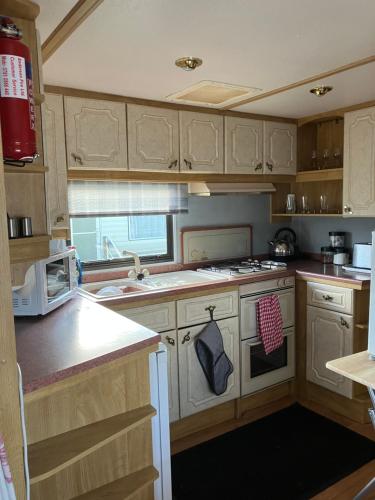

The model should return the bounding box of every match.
[225,116,263,174]
[178,317,240,418]
[65,97,128,170]
[306,306,353,398]
[160,330,180,422]
[42,93,69,230]
[127,104,179,172]
[343,106,375,217]
[179,111,224,173]
[264,121,297,175]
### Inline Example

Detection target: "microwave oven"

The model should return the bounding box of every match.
[12,249,77,316]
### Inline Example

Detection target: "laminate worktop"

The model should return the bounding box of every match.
[327,351,375,390]
[15,296,160,394]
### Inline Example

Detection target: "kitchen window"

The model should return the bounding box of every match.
[68,181,188,269]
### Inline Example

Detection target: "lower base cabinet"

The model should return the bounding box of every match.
[160,330,180,423]
[306,305,353,398]
[178,317,240,418]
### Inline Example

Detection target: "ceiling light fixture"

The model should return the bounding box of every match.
[310,85,333,97]
[175,56,203,71]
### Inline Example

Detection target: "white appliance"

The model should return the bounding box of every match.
[239,277,295,395]
[149,344,172,500]
[343,242,372,274]
[12,249,77,316]
[368,232,375,358]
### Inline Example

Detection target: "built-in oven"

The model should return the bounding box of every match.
[240,277,295,396]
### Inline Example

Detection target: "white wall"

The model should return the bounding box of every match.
[175,194,284,262]
[291,217,375,253]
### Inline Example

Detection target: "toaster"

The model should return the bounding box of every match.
[352,242,372,269]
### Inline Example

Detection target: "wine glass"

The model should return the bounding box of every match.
[322,149,330,169]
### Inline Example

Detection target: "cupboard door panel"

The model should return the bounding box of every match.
[160,330,180,422]
[42,94,69,230]
[179,111,224,173]
[178,317,240,418]
[225,116,263,174]
[306,306,353,398]
[127,105,179,171]
[65,97,127,170]
[343,107,375,217]
[264,121,297,175]
[116,302,176,333]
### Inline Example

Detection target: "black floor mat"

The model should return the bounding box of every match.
[172,403,375,500]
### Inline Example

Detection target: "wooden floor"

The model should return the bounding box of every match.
[172,398,375,499]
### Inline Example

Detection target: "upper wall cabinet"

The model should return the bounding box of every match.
[42,94,69,230]
[343,106,375,217]
[179,111,224,173]
[127,104,179,171]
[225,117,263,174]
[264,121,297,175]
[65,97,128,170]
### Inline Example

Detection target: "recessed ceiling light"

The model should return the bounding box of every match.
[310,85,333,97]
[175,56,203,71]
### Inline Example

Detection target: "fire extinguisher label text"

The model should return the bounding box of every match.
[0,54,27,100]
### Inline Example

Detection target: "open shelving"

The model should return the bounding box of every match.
[9,235,50,264]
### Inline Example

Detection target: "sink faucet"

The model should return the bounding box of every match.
[123,250,150,281]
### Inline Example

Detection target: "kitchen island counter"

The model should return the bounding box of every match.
[15,295,160,394]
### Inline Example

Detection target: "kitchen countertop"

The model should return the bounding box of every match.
[81,259,371,309]
[327,351,375,390]
[15,296,160,394]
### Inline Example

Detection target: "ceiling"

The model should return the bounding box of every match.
[34,0,375,118]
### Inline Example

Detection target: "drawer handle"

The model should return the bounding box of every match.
[266,161,273,171]
[254,162,263,171]
[205,305,216,321]
[55,214,65,224]
[340,317,350,329]
[165,335,175,346]
[181,332,191,344]
[322,294,333,301]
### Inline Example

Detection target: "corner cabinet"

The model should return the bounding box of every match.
[42,94,69,230]
[178,317,240,418]
[343,106,375,217]
[127,104,179,172]
[225,116,263,174]
[264,121,297,175]
[179,111,224,173]
[65,97,128,170]
[306,306,353,398]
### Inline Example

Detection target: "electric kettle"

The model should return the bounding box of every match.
[269,227,298,262]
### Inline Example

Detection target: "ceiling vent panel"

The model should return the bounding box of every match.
[166,81,262,108]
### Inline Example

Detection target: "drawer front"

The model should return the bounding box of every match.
[177,291,239,328]
[307,282,353,315]
[116,301,176,332]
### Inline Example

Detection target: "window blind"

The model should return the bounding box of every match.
[68,181,188,217]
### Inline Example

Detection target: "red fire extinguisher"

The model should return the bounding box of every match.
[0,17,37,164]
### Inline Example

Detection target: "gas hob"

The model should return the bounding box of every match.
[197,259,287,277]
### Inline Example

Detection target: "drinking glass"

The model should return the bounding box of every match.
[301,195,310,214]
[320,194,329,213]
[322,149,330,169]
[333,148,341,168]
[311,150,318,169]
[286,194,296,214]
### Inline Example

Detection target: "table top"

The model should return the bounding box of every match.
[326,351,375,389]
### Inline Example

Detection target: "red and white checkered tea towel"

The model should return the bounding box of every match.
[256,294,284,354]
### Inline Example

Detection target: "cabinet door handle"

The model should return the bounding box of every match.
[343,205,353,215]
[184,159,192,170]
[72,153,83,165]
[254,162,263,171]
[55,214,65,224]
[168,159,178,169]
[266,161,273,171]
[165,335,175,346]
[181,332,191,344]
[322,294,333,301]
[340,317,350,329]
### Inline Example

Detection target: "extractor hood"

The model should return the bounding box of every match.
[188,182,276,196]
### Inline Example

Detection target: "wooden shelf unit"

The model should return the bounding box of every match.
[296,168,343,183]
[29,404,156,485]
[272,213,343,218]
[9,235,50,264]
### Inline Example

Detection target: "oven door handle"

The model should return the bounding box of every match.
[246,329,293,348]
